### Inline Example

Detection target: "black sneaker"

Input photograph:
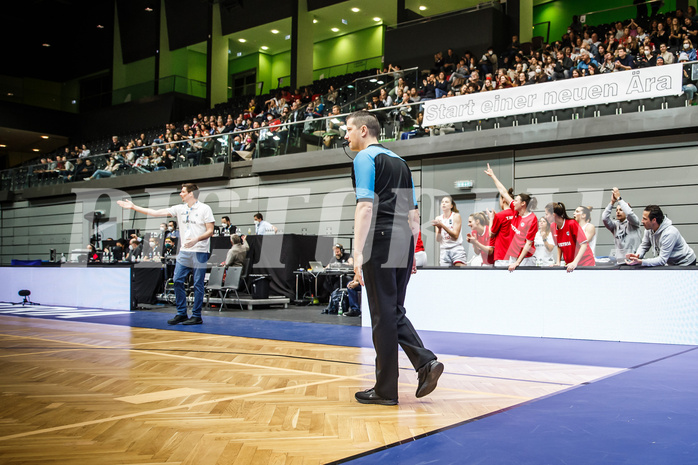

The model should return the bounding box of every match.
[355,389,398,405]
[182,316,203,325]
[167,314,188,325]
[343,310,361,317]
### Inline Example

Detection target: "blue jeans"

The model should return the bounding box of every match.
[91,169,113,179]
[347,286,361,312]
[173,251,209,318]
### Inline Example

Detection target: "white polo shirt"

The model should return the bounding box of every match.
[167,201,215,253]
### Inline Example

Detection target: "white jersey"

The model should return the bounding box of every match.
[437,212,462,249]
[167,201,215,253]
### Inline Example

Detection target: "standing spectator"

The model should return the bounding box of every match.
[485,164,516,267]
[533,216,557,265]
[504,193,538,272]
[432,196,467,266]
[574,206,597,257]
[345,110,442,405]
[545,202,596,272]
[626,205,697,266]
[466,212,493,266]
[602,187,642,260]
[117,183,215,325]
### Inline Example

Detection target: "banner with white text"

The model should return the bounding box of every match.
[422,64,684,126]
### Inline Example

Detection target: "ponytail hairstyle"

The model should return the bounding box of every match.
[545,201,572,220]
[578,205,593,221]
[472,211,488,227]
[442,195,459,213]
[517,193,537,211]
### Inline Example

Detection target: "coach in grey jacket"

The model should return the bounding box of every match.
[626,205,696,267]
[602,188,642,259]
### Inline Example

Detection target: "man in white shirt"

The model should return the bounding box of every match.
[118,183,215,324]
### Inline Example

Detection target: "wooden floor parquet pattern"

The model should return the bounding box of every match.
[0,316,622,464]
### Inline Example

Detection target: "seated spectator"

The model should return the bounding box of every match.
[222,234,249,267]
[481,77,496,92]
[626,205,697,266]
[682,38,697,60]
[577,50,600,74]
[479,46,498,76]
[658,43,675,64]
[614,48,636,70]
[443,48,458,73]
[420,74,437,100]
[680,53,697,103]
[497,74,513,89]
[162,236,176,259]
[79,144,91,158]
[636,45,653,67]
[434,72,449,98]
[344,279,362,317]
[124,238,143,262]
[87,155,121,180]
[144,237,161,261]
[107,135,122,153]
[599,52,616,73]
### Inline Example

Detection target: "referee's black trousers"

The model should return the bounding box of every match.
[362,230,436,400]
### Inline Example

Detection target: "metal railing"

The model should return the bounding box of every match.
[2,62,696,192]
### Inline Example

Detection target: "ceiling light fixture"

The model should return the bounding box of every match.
[351,7,360,12]
[0,144,6,148]
[271,29,279,34]
[145,7,153,12]
[261,46,269,50]
[42,43,50,47]
[313,19,318,23]
[373,17,381,22]
[419,5,427,10]
[96,24,104,29]
[238,38,246,43]
[32,149,40,152]
[7,92,13,97]
[41,136,49,139]
[331,27,339,32]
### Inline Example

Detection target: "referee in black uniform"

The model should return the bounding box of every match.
[345,110,443,405]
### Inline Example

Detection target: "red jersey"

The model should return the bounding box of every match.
[415,231,425,253]
[488,207,515,261]
[551,219,595,266]
[472,226,494,264]
[508,209,538,260]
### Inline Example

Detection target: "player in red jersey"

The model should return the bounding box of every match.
[484,164,515,267]
[466,212,493,265]
[505,193,538,271]
[545,202,596,272]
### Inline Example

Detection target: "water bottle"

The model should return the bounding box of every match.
[60,253,66,263]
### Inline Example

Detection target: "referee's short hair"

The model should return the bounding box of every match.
[347,110,381,138]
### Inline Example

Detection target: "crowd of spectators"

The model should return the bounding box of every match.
[8,8,698,188]
[411,8,698,105]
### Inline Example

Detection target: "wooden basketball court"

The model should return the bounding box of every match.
[0,315,622,464]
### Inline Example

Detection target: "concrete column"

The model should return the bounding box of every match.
[210,3,229,107]
[519,0,533,43]
[291,0,313,90]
